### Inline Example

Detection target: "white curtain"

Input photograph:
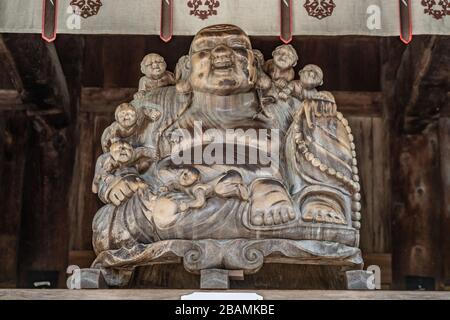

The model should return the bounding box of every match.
[0,0,448,36]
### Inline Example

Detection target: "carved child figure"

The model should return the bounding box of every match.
[290,64,328,128]
[160,168,249,212]
[290,64,324,101]
[101,103,161,153]
[159,167,212,212]
[264,44,299,100]
[92,140,158,196]
[134,53,175,100]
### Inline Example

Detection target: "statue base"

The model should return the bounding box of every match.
[68,239,363,289]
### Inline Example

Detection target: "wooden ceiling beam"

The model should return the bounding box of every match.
[0,34,71,121]
[0,35,24,99]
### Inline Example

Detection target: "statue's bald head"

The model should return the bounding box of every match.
[190,25,252,54]
[188,24,257,96]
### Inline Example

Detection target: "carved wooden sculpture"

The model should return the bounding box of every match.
[69,24,364,289]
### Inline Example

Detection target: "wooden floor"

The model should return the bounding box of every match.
[0,289,449,300]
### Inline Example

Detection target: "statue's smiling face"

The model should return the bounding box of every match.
[189,25,257,96]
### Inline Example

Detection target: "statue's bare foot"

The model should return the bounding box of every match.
[250,180,296,227]
[302,203,346,225]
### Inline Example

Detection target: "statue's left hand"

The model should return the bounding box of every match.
[108,177,147,206]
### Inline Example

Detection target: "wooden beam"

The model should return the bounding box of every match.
[333,91,382,117]
[79,88,382,116]
[0,90,23,106]
[80,87,135,113]
[439,118,450,288]
[3,35,86,289]
[0,36,24,97]
[382,36,449,289]
[0,34,72,121]
[1,289,449,300]
[0,112,29,288]
[394,36,450,133]
[441,92,450,117]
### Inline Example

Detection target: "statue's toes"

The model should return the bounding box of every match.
[272,208,282,225]
[280,207,291,223]
[288,208,296,220]
[251,210,264,226]
[264,211,274,225]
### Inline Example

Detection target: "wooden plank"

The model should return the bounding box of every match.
[69,113,113,251]
[395,36,449,133]
[68,250,96,269]
[80,88,381,116]
[0,35,24,95]
[17,121,76,288]
[381,36,449,289]
[392,128,441,288]
[0,57,14,89]
[333,91,382,117]
[84,115,112,249]
[0,90,36,112]
[81,35,381,90]
[439,117,450,287]
[102,36,146,88]
[1,34,71,119]
[371,118,391,253]
[0,112,29,287]
[55,35,85,119]
[69,113,95,251]
[347,117,373,253]
[0,90,21,105]
[1,289,449,300]
[337,37,380,92]
[80,87,135,113]
[441,92,450,117]
[82,36,104,87]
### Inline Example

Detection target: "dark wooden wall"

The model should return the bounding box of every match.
[0,34,448,289]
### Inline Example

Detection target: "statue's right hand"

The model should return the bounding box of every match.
[133,91,145,101]
[108,177,147,206]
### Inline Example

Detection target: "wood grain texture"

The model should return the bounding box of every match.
[392,127,442,287]
[382,36,449,289]
[0,112,29,287]
[439,117,450,287]
[81,36,381,91]
[5,35,450,290]
[1,289,449,300]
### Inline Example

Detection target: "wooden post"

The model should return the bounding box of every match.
[382,36,449,289]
